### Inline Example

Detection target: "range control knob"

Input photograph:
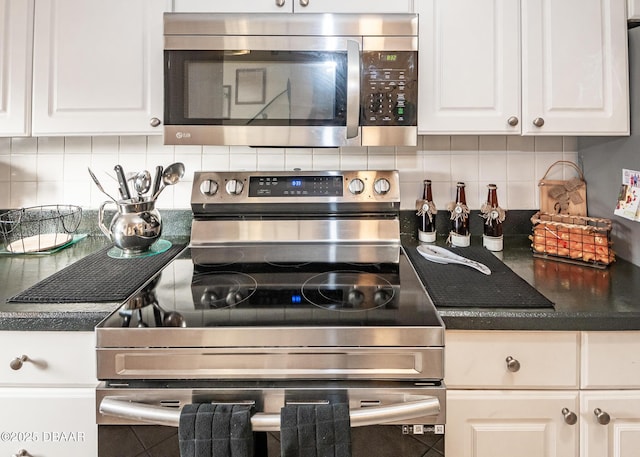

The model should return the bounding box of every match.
[348,178,365,195]
[225,179,244,195]
[199,179,219,196]
[373,178,391,195]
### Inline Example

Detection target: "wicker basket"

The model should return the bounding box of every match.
[0,205,82,253]
[530,211,614,268]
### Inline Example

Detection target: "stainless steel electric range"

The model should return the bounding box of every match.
[95,170,445,435]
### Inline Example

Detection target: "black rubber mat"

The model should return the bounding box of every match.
[404,245,554,308]
[8,243,186,304]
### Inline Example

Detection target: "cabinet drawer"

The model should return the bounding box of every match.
[445,330,580,389]
[581,331,640,389]
[0,331,96,387]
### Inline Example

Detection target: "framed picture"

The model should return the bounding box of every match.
[235,68,266,105]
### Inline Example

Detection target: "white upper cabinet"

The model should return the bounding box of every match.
[628,0,640,20]
[418,0,629,136]
[417,0,520,135]
[31,0,169,136]
[0,0,34,137]
[522,0,629,135]
[173,0,413,13]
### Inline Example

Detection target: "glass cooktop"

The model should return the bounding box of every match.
[98,247,442,330]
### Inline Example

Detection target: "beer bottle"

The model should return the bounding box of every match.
[481,184,505,251]
[416,180,437,242]
[448,182,470,247]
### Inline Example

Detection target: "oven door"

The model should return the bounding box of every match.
[97,382,445,456]
[164,36,360,147]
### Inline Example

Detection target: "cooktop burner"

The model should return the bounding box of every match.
[302,270,396,312]
[98,247,440,330]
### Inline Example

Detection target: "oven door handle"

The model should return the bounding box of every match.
[99,396,440,432]
[346,39,360,140]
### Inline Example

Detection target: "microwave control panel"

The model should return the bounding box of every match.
[361,51,417,127]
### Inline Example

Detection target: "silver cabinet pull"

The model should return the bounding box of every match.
[100,396,440,431]
[150,117,161,127]
[594,408,611,425]
[505,356,521,372]
[299,0,310,6]
[10,355,29,370]
[561,408,577,425]
[275,0,285,6]
[533,117,545,127]
[13,450,30,457]
[507,116,519,126]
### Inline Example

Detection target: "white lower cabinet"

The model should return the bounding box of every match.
[447,390,579,457]
[445,330,640,457]
[0,388,97,457]
[581,391,640,457]
[0,331,98,457]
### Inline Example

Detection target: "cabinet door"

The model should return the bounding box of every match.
[173,0,288,12]
[446,390,579,457]
[0,387,97,457]
[522,0,629,135]
[0,0,33,137]
[417,0,520,134]
[292,0,413,13]
[173,0,413,13]
[32,0,169,136]
[581,391,640,457]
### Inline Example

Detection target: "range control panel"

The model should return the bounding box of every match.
[191,170,400,214]
[361,51,417,126]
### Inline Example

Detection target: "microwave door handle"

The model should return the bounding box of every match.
[346,39,360,139]
[99,396,440,431]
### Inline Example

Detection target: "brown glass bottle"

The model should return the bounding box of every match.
[451,182,469,235]
[448,182,470,247]
[417,180,436,242]
[482,183,504,251]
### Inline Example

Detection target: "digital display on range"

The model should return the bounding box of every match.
[249,176,343,197]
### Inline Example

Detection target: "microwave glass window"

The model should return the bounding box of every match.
[167,51,347,126]
[186,61,224,119]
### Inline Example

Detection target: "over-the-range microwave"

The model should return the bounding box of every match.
[163,13,418,147]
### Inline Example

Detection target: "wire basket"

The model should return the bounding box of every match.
[530,211,615,269]
[0,205,82,253]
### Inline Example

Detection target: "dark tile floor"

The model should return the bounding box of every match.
[99,425,444,456]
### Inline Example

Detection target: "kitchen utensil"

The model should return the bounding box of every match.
[151,165,163,196]
[114,165,132,200]
[133,170,152,200]
[98,199,162,254]
[416,245,492,275]
[152,162,185,200]
[88,168,118,203]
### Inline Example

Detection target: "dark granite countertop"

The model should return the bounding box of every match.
[2,208,640,332]
[402,236,640,331]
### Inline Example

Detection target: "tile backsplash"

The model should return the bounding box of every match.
[0,135,578,211]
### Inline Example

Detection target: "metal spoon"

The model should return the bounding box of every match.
[133,170,152,201]
[152,162,185,200]
[88,167,118,203]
